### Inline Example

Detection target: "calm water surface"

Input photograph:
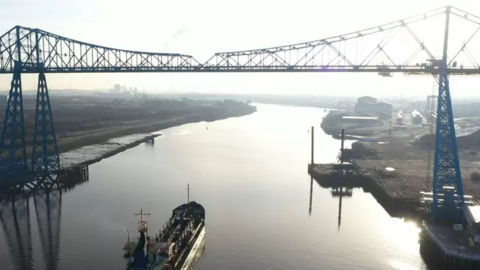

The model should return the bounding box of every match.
[0,104,428,270]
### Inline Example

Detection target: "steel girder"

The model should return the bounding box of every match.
[32,73,60,174]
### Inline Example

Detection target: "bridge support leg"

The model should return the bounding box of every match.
[32,73,60,175]
[432,6,464,222]
[0,67,28,179]
[432,67,464,221]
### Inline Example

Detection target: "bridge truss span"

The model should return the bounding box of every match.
[203,6,480,74]
[1,6,480,74]
[0,26,199,73]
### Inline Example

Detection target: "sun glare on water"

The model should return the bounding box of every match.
[387,220,421,255]
[389,259,422,270]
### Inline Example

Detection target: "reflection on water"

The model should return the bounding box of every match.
[331,187,352,231]
[0,104,431,270]
[388,259,422,270]
[0,171,89,270]
[308,179,351,232]
[145,139,155,146]
[168,130,193,136]
[309,178,313,216]
[34,189,61,270]
[0,193,33,270]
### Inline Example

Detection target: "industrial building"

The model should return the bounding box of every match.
[465,205,480,246]
[420,126,480,149]
[113,84,121,93]
[412,110,423,125]
[341,116,379,125]
[357,96,377,104]
[354,96,393,117]
[396,110,403,125]
[321,110,381,132]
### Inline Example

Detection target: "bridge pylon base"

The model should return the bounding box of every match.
[32,73,60,175]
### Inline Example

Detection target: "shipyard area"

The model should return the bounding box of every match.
[318,95,480,201]
[311,95,480,269]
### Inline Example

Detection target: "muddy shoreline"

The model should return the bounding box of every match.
[60,106,256,168]
[71,134,159,167]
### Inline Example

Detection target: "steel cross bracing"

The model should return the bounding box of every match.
[0,26,199,73]
[432,63,465,221]
[203,6,480,74]
[32,73,60,175]
[0,64,28,180]
[431,7,465,222]
[2,6,480,74]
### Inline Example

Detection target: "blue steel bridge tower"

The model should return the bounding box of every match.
[431,6,465,222]
[0,27,60,186]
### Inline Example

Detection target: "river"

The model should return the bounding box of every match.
[0,104,428,270]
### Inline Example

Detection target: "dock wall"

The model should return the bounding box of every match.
[420,228,480,270]
[308,164,419,219]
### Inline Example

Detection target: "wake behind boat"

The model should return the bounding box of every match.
[123,185,205,270]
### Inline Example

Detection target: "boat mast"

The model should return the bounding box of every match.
[133,209,151,233]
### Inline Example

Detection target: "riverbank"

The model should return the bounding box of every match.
[59,134,160,168]
[58,105,256,167]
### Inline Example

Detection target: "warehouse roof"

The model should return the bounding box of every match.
[412,110,423,118]
[456,127,480,138]
[377,101,392,106]
[358,96,376,100]
[356,100,375,105]
[342,116,379,120]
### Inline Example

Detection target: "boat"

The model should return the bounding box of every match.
[123,185,205,270]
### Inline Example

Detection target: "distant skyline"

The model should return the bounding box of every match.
[1,0,480,97]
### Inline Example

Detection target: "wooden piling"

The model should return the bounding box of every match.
[341,129,345,163]
[311,126,314,165]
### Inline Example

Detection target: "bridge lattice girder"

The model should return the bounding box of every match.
[1,6,480,74]
[0,26,199,73]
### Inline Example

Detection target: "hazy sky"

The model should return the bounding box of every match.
[1,0,480,97]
